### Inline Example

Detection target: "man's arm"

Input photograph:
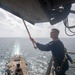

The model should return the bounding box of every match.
[30,37,51,51]
[36,42,51,51]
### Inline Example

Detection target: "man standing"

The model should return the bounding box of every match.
[30,28,69,75]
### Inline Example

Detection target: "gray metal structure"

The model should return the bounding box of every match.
[0,0,75,25]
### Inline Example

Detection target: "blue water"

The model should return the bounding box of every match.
[0,38,75,75]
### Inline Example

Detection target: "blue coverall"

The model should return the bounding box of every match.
[36,39,69,75]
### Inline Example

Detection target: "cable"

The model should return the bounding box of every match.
[68,28,75,33]
[63,17,75,28]
[65,26,75,36]
[63,17,75,36]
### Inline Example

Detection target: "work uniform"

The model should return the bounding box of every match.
[36,39,69,75]
[5,69,12,75]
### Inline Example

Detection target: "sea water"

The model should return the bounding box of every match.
[0,38,75,75]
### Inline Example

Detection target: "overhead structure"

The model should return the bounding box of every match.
[0,0,75,25]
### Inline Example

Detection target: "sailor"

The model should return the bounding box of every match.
[30,28,69,75]
[5,66,13,75]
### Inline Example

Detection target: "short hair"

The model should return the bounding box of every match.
[52,28,59,34]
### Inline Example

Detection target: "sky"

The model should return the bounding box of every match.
[0,4,75,38]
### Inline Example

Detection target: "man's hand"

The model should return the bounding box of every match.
[29,37,37,44]
[29,37,37,49]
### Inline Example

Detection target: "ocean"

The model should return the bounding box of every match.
[0,38,75,75]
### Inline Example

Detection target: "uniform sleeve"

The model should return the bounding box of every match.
[36,42,52,51]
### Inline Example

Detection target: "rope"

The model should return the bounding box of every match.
[22,19,36,48]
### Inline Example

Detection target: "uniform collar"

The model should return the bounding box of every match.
[53,39,59,41]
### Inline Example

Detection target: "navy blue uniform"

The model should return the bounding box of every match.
[36,39,69,75]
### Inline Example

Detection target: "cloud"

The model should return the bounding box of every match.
[0,6,75,38]
[71,3,75,10]
[0,8,8,20]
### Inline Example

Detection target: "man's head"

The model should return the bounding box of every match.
[50,28,59,40]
